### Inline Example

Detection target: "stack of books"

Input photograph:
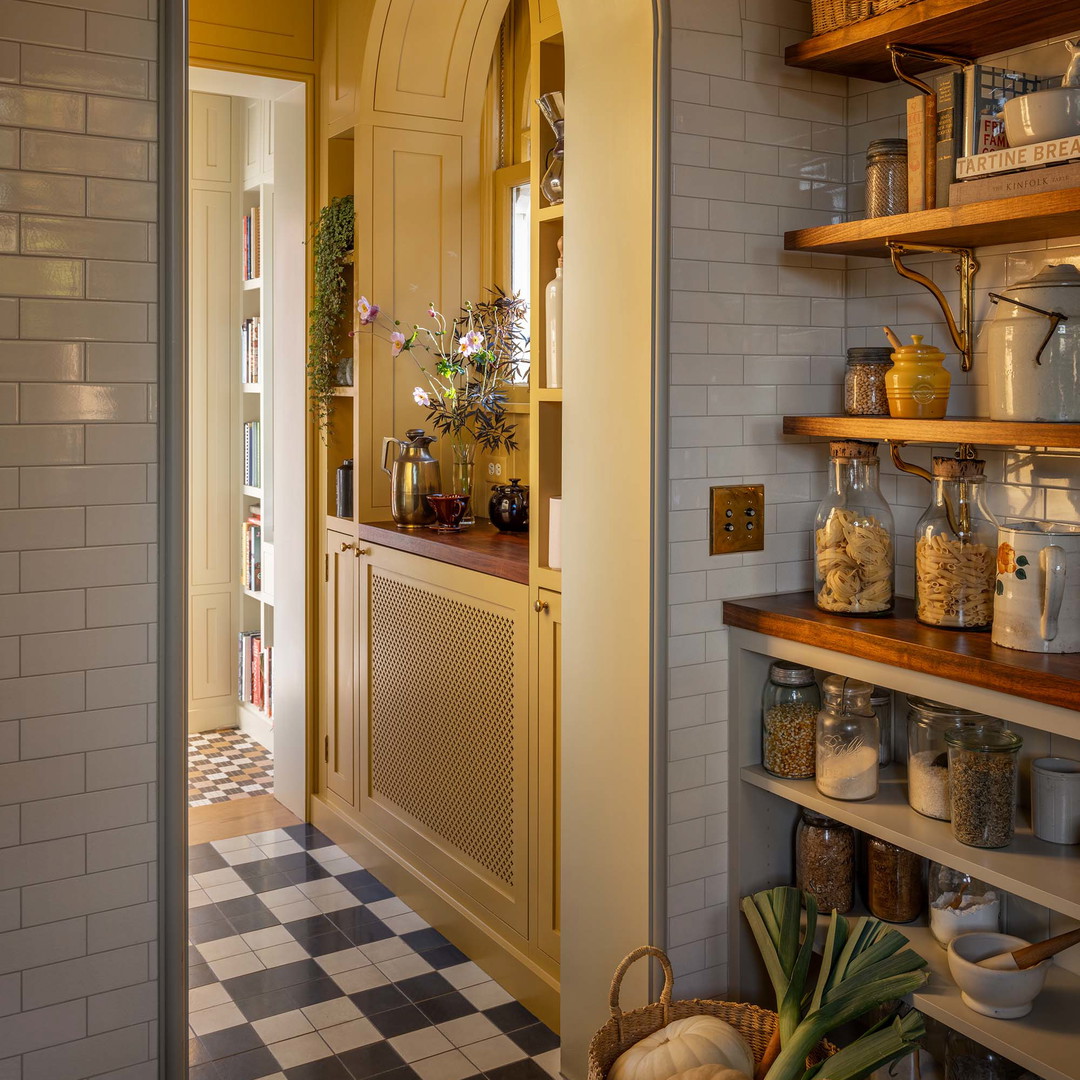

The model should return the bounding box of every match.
[241,317,261,383]
[242,504,261,592]
[242,205,261,281]
[237,631,272,715]
[243,421,261,488]
[950,136,1080,205]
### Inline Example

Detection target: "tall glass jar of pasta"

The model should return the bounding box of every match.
[814,440,894,616]
[915,457,998,629]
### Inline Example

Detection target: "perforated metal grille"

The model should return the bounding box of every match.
[369,571,516,885]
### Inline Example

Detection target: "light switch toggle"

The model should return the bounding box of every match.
[710,484,765,555]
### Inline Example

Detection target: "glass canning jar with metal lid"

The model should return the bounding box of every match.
[947,728,1023,848]
[816,675,879,801]
[871,686,893,766]
[865,138,907,218]
[762,661,819,779]
[796,808,854,914]
[907,697,1002,821]
[843,348,892,417]
[915,457,999,630]
[814,440,894,616]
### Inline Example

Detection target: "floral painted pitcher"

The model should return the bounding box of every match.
[993,522,1080,653]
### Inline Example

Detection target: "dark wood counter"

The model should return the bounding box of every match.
[724,592,1080,714]
[357,520,529,585]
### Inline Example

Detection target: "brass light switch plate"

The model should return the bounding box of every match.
[710,484,765,555]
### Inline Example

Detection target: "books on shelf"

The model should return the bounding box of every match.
[243,420,261,488]
[242,205,261,281]
[950,160,1080,205]
[932,71,965,209]
[241,317,261,384]
[962,65,1042,157]
[237,631,272,716]
[955,135,1080,179]
[906,95,927,212]
[242,504,261,593]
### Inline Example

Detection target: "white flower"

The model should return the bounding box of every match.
[357,296,379,325]
[390,331,406,357]
[413,386,431,408]
[458,330,484,357]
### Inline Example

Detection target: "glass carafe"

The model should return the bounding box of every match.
[538,92,564,205]
[816,675,879,801]
[915,457,999,629]
[814,440,894,616]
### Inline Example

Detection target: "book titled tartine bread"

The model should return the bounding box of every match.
[955,135,1080,178]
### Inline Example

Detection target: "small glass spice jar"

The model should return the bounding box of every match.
[865,138,908,218]
[796,807,855,914]
[915,457,999,629]
[947,728,1023,848]
[762,661,819,779]
[816,675,880,801]
[906,697,1000,820]
[871,686,893,766]
[843,347,892,416]
[927,862,1002,949]
[866,836,924,922]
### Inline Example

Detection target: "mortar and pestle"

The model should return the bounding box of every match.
[947,927,1080,1018]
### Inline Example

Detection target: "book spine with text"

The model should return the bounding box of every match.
[950,161,1080,205]
[906,96,926,212]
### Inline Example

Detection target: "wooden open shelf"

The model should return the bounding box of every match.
[723,592,1080,712]
[782,414,1080,447]
[537,203,563,222]
[785,189,1080,257]
[784,0,1080,81]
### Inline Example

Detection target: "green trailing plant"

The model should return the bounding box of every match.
[307,194,354,437]
[742,887,929,1080]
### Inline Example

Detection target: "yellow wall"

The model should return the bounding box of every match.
[190,0,316,74]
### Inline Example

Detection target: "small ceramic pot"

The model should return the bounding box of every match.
[947,933,1050,1019]
[488,479,529,533]
[1003,87,1080,146]
[886,334,950,419]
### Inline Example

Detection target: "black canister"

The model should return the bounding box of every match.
[488,478,529,533]
[336,459,354,519]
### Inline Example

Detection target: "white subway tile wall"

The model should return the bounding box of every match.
[0,3,158,1078]
[667,4,1080,998]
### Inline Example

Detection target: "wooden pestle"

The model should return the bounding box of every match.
[977,927,1080,970]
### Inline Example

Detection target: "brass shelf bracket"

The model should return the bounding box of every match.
[887,242,979,372]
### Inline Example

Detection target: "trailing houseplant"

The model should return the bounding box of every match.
[307,194,354,437]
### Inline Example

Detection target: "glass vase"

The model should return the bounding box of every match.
[450,443,477,527]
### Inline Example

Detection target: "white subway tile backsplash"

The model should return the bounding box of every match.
[0,1000,86,1058]
[20,705,146,759]
[19,382,147,422]
[21,785,147,844]
[20,543,145,591]
[0,168,85,215]
[21,215,147,260]
[84,661,155,709]
[0,835,84,891]
[21,299,148,342]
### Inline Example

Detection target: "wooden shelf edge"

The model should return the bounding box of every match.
[723,593,1080,713]
[537,203,564,222]
[784,0,1080,82]
[784,189,1080,256]
[782,414,1080,448]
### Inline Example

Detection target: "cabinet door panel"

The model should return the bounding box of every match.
[324,531,357,805]
[535,588,561,961]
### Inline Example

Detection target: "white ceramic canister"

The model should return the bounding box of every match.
[992,521,1080,653]
[987,264,1080,421]
[1031,757,1080,844]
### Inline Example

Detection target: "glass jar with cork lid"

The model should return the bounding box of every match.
[915,456,999,629]
[814,440,894,616]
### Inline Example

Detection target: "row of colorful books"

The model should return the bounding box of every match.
[241,317,261,384]
[242,505,261,593]
[242,206,261,281]
[905,63,1060,212]
[243,421,261,489]
[237,630,272,715]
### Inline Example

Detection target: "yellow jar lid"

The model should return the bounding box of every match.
[890,334,945,361]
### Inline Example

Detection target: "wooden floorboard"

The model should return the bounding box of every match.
[188,794,302,846]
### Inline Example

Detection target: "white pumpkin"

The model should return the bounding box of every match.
[609,1017,755,1080]
[669,1067,752,1080]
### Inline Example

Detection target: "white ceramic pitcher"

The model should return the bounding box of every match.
[992,522,1080,653]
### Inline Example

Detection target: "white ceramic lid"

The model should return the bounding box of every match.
[1008,263,1080,290]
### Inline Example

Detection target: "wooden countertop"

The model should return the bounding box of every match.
[357,520,529,585]
[723,592,1080,713]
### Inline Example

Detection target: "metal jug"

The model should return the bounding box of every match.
[381,428,440,529]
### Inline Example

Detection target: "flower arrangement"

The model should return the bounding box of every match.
[354,288,527,461]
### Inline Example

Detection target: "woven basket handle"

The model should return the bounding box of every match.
[608,946,674,1019]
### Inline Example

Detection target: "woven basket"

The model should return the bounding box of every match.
[811,0,870,35]
[871,0,922,16]
[587,947,835,1080]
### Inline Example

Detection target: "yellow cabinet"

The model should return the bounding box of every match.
[534,588,561,963]
[320,0,364,133]
[322,531,357,806]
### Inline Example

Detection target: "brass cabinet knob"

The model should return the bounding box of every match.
[534,600,549,613]
[340,541,355,552]
[354,547,370,557]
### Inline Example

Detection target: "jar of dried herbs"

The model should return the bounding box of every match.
[796,808,855,913]
[762,661,819,779]
[947,728,1023,848]
[866,836,924,922]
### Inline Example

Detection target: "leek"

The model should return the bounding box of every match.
[741,887,929,1080]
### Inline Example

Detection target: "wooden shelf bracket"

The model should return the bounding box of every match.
[887,241,978,371]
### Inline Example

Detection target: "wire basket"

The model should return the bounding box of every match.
[587,947,835,1080]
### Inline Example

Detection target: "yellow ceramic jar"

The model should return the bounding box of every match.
[886,334,950,419]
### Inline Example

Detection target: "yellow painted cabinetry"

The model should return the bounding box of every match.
[534,588,561,963]
[322,531,358,806]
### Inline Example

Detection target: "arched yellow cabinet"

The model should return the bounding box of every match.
[311,2,661,1073]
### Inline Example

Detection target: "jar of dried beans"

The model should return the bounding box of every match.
[843,348,892,416]
[915,457,998,629]
[814,440,894,616]
[762,661,819,779]
[796,808,854,914]
[866,836,924,922]
[947,728,1023,848]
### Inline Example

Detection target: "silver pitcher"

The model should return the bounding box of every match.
[381,428,440,529]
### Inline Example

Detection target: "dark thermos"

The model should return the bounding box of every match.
[336,459,354,519]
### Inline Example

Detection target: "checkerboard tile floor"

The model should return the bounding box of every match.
[189,823,560,1080]
[189,729,275,808]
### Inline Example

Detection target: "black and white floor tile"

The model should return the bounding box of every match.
[188,729,275,808]
[189,823,560,1080]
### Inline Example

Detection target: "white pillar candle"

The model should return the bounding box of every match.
[548,497,562,570]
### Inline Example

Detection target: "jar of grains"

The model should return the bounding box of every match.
[816,675,880,801]
[906,698,1001,820]
[928,862,1002,949]
[871,686,893,766]
[947,728,1023,848]
[762,661,819,779]
[866,836,924,922]
[843,348,892,416]
[865,138,908,218]
[796,808,855,913]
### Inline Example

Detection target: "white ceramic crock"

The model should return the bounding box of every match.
[992,521,1080,653]
[987,264,1080,421]
[1003,87,1080,146]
